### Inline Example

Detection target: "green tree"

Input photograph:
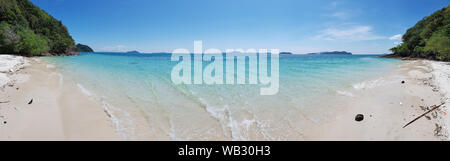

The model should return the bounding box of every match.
[0,22,20,53]
[424,32,450,61]
[390,5,450,61]
[0,0,75,56]
[390,43,410,57]
[15,28,49,56]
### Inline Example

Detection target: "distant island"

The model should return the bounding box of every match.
[0,0,77,56]
[126,51,140,54]
[386,5,449,61]
[307,51,353,55]
[280,52,293,55]
[76,44,94,52]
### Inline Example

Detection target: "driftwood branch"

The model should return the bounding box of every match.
[403,103,445,128]
[0,101,10,104]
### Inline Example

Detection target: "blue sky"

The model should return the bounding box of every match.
[30,0,449,54]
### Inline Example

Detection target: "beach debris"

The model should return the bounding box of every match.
[403,103,445,128]
[28,99,33,105]
[355,114,364,122]
[420,105,432,111]
[432,111,438,118]
[0,101,10,104]
[425,115,431,120]
[3,121,6,124]
[103,109,112,118]
[420,106,427,111]
[401,81,405,84]
[432,88,439,92]
[435,124,443,136]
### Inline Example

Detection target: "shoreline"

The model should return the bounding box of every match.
[429,60,450,139]
[0,55,121,140]
[307,60,448,140]
[0,54,449,140]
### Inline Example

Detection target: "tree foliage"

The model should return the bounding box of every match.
[15,28,49,56]
[0,0,75,56]
[391,5,450,61]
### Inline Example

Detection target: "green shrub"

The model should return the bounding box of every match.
[391,43,411,57]
[15,28,49,56]
[424,32,450,61]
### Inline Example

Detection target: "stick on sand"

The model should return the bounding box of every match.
[403,103,445,128]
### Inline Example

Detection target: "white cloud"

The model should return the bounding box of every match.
[389,34,402,40]
[313,26,385,41]
[330,11,351,19]
[100,45,127,52]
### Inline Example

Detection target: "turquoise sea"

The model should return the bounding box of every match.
[44,52,400,140]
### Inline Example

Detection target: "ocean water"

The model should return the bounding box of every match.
[44,52,400,140]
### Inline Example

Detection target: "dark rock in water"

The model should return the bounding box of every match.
[28,99,33,105]
[355,114,364,122]
[401,81,405,84]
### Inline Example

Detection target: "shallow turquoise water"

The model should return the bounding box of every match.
[44,52,400,140]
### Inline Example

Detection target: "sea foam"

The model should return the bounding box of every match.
[353,78,386,90]
[337,90,355,97]
[77,83,92,96]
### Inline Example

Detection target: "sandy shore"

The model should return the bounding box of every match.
[307,60,449,141]
[0,55,121,141]
[0,54,449,141]
[430,60,450,139]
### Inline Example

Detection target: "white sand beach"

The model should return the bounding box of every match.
[0,55,121,140]
[430,60,450,139]
[0,54,449,141]
[308,60,449,140]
